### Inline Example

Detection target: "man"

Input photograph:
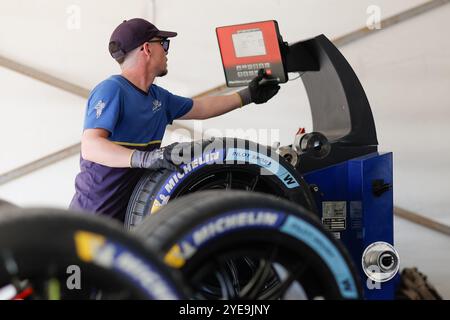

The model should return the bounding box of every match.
[69,18,280,222]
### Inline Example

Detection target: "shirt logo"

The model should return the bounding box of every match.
[152,100,162,113]
[94,100,106,119]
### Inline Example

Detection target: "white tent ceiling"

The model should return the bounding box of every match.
[0,0,427,92]
[0,0,431,172]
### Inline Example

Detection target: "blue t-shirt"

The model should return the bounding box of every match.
[70,75,193,221]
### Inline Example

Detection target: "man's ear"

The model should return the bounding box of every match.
[142,43,152,57]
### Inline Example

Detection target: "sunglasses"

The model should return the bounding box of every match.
[142,39,170,52]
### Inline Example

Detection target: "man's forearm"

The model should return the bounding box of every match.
[193,94,242,119]
[81,136,134,168]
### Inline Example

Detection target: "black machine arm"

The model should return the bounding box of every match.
[281,35,379,173]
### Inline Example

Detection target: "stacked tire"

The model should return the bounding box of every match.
[125,137,317,229]
[135,191,362,300]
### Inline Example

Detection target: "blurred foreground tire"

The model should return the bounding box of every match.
[0,206,187,300]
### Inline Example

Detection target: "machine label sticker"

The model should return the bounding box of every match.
[322,201,347,231]
[164,210,286,268]
[332,232,341,240]
[280,216,359,299]
[225,148,300,188]
[74,231,180,299]
[151,150,223,213]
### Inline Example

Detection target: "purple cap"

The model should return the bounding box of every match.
[109,18,177,60]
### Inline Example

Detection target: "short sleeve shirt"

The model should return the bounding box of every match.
[69,75,193,221]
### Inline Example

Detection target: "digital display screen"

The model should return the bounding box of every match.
[232,29,267,58]
[216,20,287,87]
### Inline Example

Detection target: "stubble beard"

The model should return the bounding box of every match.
[158,68,168,77]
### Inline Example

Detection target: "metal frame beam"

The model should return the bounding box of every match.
[0,55,90,98]
[0,144,80,186]
[395,207,450,237]
[334,0,450,47]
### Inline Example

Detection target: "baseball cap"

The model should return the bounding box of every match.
[109,18,177,60]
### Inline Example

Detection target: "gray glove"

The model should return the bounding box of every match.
[130,143,181,172]
[237,69,281,106]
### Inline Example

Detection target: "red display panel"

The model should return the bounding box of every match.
[216,20,287,87]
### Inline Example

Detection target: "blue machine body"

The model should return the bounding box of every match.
[303,152,397,299]
[271,34,399,299]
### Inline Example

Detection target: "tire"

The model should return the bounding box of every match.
[135,191,363,300]
[0,206,187,300]
[125,137,316,229]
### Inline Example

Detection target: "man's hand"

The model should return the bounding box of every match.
[237,69,281,106]
[130,143,183,172]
